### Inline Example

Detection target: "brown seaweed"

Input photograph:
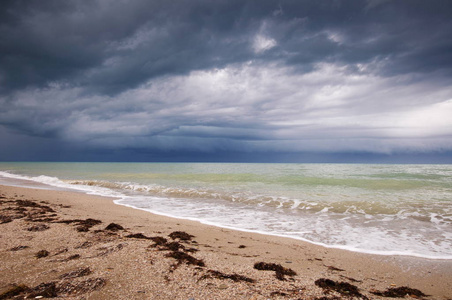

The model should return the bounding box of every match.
[201,269,255,283]
[315,278,368,299]
[16,200,55,213]
[10,245,29,251]
[370,286,427,298]
[169,231,194,241]
[254,262,297,281]
[165,250,205,267]
[126,233,152,239]
[0,215,13,224]
[105,222,125,231]
[66,254,81,260]
[0,284,30,300]
[0,277,106,299]
[150,236,168,245]
[56,218,102,232]
[165,241,186,251]
[327,265,345,272]
[28,282,58,298]
[35,250,50,258]
[59,267,92,279]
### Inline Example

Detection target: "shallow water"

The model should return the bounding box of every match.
[1,162,451,259]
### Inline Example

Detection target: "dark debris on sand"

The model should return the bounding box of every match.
[59,267,92,280]
[66,254,81,261]
[0,215,13,224]
[104,222,125,231]
[16,200,55,213]
[0,284,30,300]
[130,230,204,269]
[0,195,107,299]
[200,269,255,283]
[1,198,58,224]
[254,262,297,281]
[10,245,29,251]
[35,250,50,258]
[169,231,194,241]
[315,278,368,299]
[56,218,102,232]
[125,233,152,239]
[149,235,200,253]
[150,236,168,245]
[0,277,106,299]
[165,250,205,267]
[370,286,428,298]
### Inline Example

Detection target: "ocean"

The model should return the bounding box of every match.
[0,162,451,259]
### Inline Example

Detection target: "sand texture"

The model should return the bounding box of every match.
[1,185,451,299]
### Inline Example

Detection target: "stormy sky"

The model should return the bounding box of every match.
[1,0,452,163]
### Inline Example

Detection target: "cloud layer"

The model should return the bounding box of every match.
[1,0,452,161]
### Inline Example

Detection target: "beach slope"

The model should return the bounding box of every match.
[1,185,451,299]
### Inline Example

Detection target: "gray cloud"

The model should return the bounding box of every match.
[1,0,452,162]
[2,0,451,94]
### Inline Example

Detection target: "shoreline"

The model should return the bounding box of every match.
[1,184,451,299]
[115,198,452,261]
[1,165,451,260]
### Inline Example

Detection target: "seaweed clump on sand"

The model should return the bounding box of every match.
[10,245,29,251]
[56,218,102,232]
[164,241,186,251]
[125,233,152,239]
[65,254,81,261]
[169,231,194,241]
[166,250,205,267]
[0,284,30,299]
[0,283,58,299]
[104,223,124,231]
[27,282,58,298]
[0,215,13,224]
[150,236,168,246]
[59,267,92,279]
[370,286,427,298]
[35,250,50,258]
[16,200,55,213]
[75,218,102,232]
[315,278,368,299]
[149,236,200,255]
[200,270,255,283]
[0,278,107,299]
[1,198,57,223]
[254,262,297,281]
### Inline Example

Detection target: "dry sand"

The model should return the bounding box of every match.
[1,184,451,299]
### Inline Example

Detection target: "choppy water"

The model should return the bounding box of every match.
[0,162,451,259]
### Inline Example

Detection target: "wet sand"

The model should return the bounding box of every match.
[1,184,451,299]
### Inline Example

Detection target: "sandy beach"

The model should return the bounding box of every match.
[1,184,451,300]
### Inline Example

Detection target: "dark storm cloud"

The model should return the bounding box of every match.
[0,0,254,95]
[1,0,452,162]
[1,0,451,95]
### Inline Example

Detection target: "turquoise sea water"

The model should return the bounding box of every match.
[0,162,451,259]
